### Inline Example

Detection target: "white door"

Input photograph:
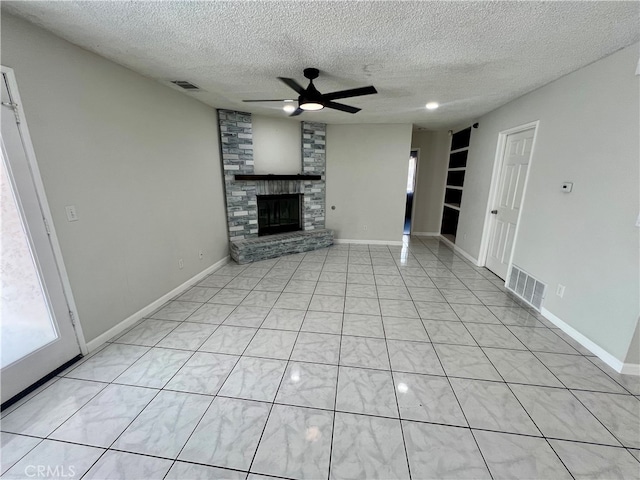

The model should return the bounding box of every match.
[1,69,81,404]
[486,128,535,279]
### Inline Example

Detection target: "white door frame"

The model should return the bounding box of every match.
[478,121,539,285]
[1,65,87,355]
[408,148,420,235]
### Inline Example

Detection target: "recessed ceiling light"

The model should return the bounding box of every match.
[425,102,439,110]
[283,103,296,113]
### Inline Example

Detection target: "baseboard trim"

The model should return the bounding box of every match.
[412,232,440,237]
[620,363,640,375]
[86,256,230,352]
[334,239,404,246]
[438,235,456,251]
[452,245,480,266]
[540,307,637,375]
[437,236,480,266]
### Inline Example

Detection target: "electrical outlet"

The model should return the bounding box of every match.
[556,284,565,298]
[178,258,184,270]
[199,250,204,260]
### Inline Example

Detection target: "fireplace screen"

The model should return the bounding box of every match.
[257,194,302,236]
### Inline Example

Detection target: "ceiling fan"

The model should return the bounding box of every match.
[243,68,377,116]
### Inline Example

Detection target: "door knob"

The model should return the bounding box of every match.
[491,209,498,214]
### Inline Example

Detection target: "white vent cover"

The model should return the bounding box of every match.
[507,265,546,311]
[170,80,200,90]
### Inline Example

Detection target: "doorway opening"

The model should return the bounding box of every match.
[404,150,418,234]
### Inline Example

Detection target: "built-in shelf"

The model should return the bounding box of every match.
[235,174,322,181]
[441,126,473,240]
[450,147,469,154]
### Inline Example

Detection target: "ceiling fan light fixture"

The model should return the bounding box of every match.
[426,101,439,110]
[299,100,324,111]
[242,68,376,116]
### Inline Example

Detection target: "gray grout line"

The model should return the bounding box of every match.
[544,438,578,480]
[3,239,639,478]
[326,251,347,480]
[412,237,624,475]
[375,261,414,480]
[244,248,329,480]
[475,328,575,477]
[75,260,288,479]
[4,398,636,452]
[427,317,496,479]
[57,359,632,399]
[160,259,295,480]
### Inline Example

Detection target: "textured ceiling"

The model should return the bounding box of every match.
[4,1,639,129]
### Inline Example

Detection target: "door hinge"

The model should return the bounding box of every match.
[43,217,51,235]
[69,310,77,327]
[1,101,21,124]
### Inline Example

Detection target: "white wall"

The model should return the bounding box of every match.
[325,124,413,242]
[252,115,302,174]
[456,43,640,363]
[1,14,228,343]
[411,130,450,235]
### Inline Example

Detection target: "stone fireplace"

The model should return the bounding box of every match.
[217,110,327,240]
[218,110,333,263]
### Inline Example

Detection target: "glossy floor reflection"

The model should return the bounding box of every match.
[2,237,640,479]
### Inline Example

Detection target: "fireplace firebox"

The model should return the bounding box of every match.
[257,194,302,236]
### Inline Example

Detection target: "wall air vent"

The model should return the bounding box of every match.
[171,80,200,90]
[507,265,546,311]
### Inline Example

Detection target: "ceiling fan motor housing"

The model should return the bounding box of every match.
[303,68,320,80]
[300,82,323,104]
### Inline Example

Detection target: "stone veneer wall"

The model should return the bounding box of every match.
[301,122,326,231]
[219,110,257,239]
[218,109,326,240]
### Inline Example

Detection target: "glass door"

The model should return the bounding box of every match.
[403,150,418,234]
[1,68,82,405]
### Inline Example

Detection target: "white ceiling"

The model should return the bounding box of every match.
[4,1,639,129]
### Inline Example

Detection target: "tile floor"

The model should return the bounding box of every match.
[2,237,640,479]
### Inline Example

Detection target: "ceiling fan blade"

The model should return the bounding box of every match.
[324,101,361,114]
[322,86,377,101]
[242,99,289,102]
[289,108,304,117]
[278,77,306,94]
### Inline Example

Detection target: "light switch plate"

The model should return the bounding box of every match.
[65,205,78,222]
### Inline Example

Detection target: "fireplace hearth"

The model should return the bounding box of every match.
[257,194,302,236]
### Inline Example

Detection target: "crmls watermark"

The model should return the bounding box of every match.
[25,465,76,478]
